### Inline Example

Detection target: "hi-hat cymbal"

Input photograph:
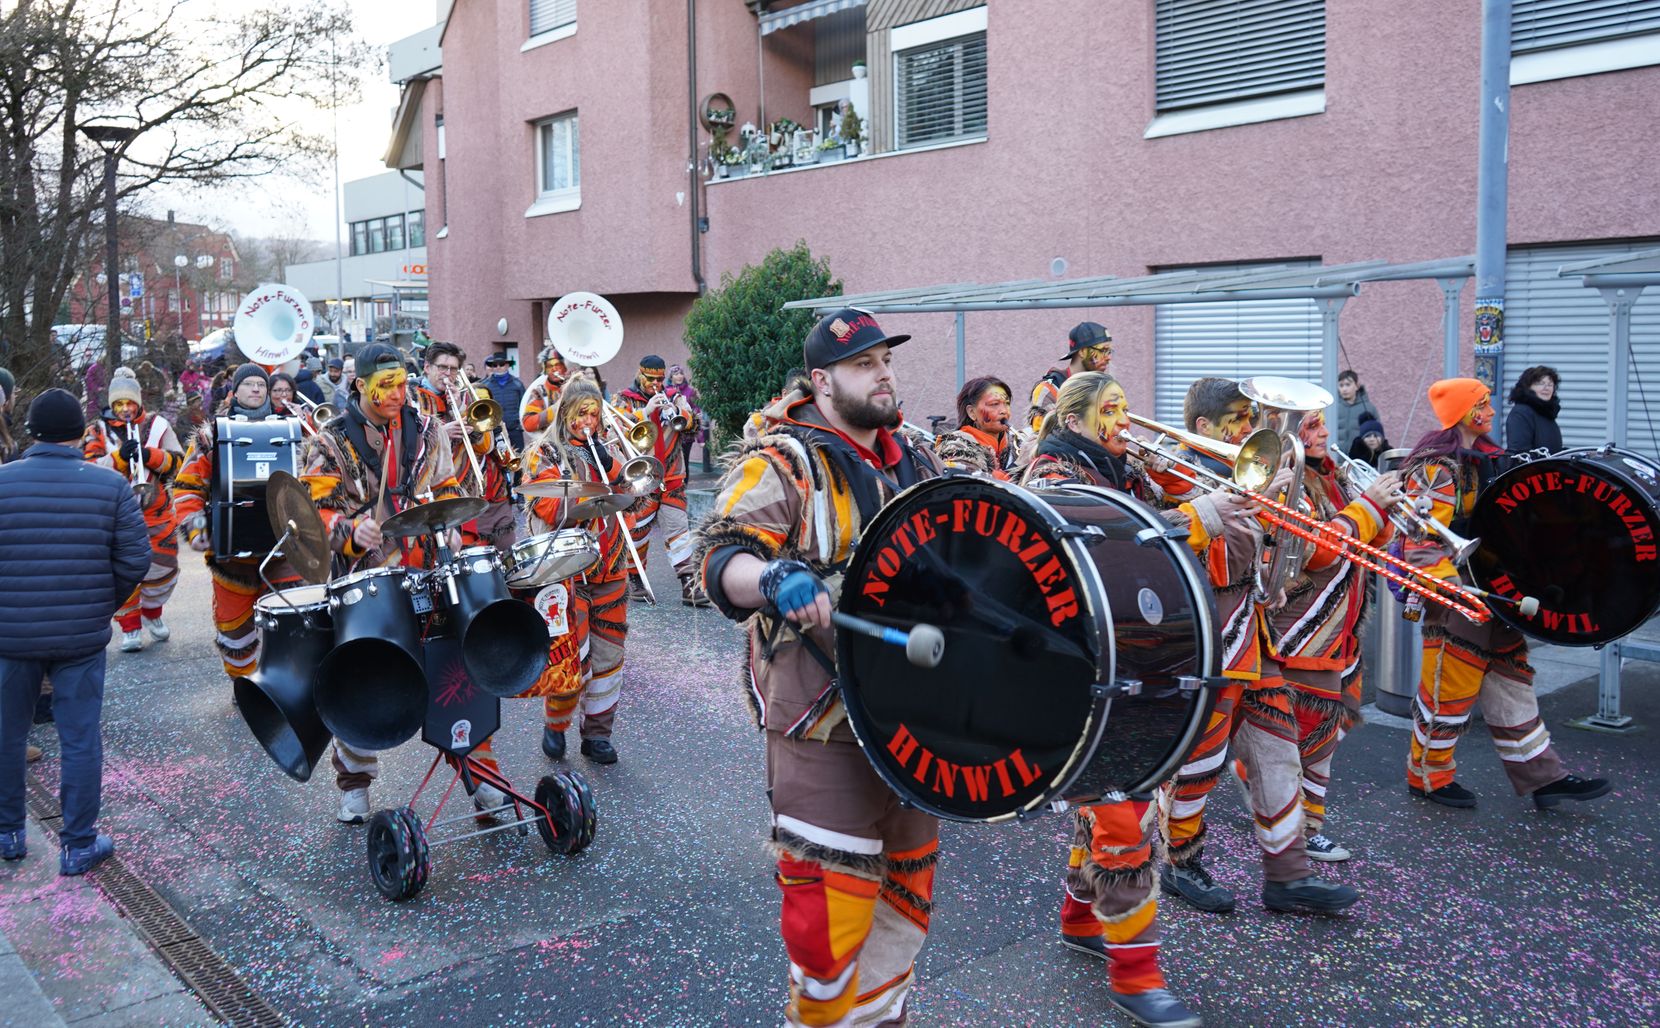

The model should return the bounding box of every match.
[265,470,330,584]
[516,478,610,500]
[380,496,490,539]
[568,492,635,520]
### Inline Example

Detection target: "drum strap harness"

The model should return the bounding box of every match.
[340,402,422,517]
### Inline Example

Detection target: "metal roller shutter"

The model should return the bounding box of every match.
[1153,262,1321,424]
[1154,0,1326,112]
[530,0,576,36]
[1503,242,1660,460]
[1512,0,1660,53]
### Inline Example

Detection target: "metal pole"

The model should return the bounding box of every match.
[1438,277,1465,378]
[1317,295,1346,428]
[954,311,965,391]
[331,37,345,337]
[103,150,121,375]
[1472,0,1512,436]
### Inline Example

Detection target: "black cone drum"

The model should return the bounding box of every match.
[1470,446,1660,645]
[838,475,1220,823]
[316,567,428,750]
[236,585,334,782]
[437,546,550,697]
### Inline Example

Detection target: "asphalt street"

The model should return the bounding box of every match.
[7,545,1660,1027]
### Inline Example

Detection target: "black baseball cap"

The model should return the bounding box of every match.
[804,307,910,372]
[1064,321,1112,359]
[326,357,344,370]
[485,352,509,366]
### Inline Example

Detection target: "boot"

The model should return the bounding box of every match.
[542,726,567,761]
[1160,860,1235,914]
[1106,988,1202,1028]
[680,573,712,608]
[1263,875,1361,914]
[580,738,618,765]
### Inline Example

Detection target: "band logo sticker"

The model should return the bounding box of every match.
[450,719,472,749]
[1138,587,1165,626]
[535,583,571,637]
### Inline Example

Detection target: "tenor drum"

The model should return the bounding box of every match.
[838,476,1220,824]
[316,567,428,750]
[235,585,334,782]
[437,546,551,697]
[1469,446,1660,645]
[505,529,601,589]
[209,416,304,560]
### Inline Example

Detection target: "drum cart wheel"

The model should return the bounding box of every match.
[366,807,430,902]
[535,770,598,855]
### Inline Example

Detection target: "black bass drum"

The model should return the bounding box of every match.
[837,475,1221,824]
[210,416,304,561]
[1469,446,1660,645]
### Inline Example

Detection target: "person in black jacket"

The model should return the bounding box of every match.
[1346,416,1392,469]
[0,389,151,875]
[1506,365,1564,454]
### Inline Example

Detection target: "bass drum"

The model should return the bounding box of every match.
[209,416,303,561]
[837,475,1220,824]
[1470,446,1660,645]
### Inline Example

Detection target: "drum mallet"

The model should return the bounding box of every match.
[831,612,946,669]
[1464,587,1541,617]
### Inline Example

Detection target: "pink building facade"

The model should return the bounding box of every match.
[410,1,1660,447]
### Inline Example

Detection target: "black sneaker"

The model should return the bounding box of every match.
[580,738,618,765]
[1058,931,1107,961]
[1106,987,1202,1028]
[1306,833,1351,862]
[1533,774,1613,810]
[1408,781,1478,808]
[1263,875,1360,914]
[1160,861,1236,914]
[541,727,566,761]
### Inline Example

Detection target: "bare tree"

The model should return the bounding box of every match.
[0,0,372,402]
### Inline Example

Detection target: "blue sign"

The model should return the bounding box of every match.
[128,272,144,298]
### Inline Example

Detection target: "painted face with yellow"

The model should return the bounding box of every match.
[565,398,601,442]
[362,366,408,422]
[112,399,141,423]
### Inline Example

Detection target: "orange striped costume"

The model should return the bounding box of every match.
[414,384,515,551]
[83,412,184,632]
[1403,449,1565,795]
[519,374,564,434]
[611,385,696,584]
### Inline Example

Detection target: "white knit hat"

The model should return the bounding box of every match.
[108,367,143,407]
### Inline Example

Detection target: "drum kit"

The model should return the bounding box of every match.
[233,472,601,902]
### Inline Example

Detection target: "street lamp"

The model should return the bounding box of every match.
[79,123,139,374]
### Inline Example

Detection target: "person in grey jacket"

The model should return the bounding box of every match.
[1335,370,1383,453]
[0,389,151,876]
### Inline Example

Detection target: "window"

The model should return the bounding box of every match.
[353,221,368,256]
[368,218,385,254]
[895,32,987,150]
[386,213,406,251]
[1513,0,1660,52]
[1154,0,1325,112]
[529,0,576,38]
[408,209,425,248]
[529,112,580,216]
[219,258,233,282]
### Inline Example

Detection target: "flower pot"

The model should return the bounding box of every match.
[852,64,867,79]
[717,164,729,178]
[846,140,860,158]
[820,145,845,163]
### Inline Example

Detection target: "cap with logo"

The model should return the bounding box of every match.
[1064,321,1111,360]
[804,307,911,372]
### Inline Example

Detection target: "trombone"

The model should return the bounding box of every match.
[599,401,665,493]
[581,426,658,605]
[459,372,522,473]
[1119,414,1493,624]
[288,393,337,441]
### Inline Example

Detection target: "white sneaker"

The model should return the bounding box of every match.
[119,629,144,652]
[143,616,169,642]
[337,788,371,824]
[1307,832,1352,862]
[473,781,509,816]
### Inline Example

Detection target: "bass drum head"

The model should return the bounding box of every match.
[1470,448,1660,645]
[1036,484,1218,800]
[839,476,1109,823]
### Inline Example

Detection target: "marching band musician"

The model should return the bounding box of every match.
[173,366,306,681]
[268,373,300,418]
[933,375,1018,478]
[417,341,515,553]
[299,343,467,824]
[611,354,707,607]
[517,382,634,765]
[82,368,185,653]
[1025,321,1113,433]
[1401,378,1612,810]
[1146,378,1359,918]
[698,309,943,1028]
[520,346,570,434]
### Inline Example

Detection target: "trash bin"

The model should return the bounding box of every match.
[1373,596,1421,718]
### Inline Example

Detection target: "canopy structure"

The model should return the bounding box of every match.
[759,0,867,36]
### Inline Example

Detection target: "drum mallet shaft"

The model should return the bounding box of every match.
[1465,587,1541,617]
[831,612,945,669]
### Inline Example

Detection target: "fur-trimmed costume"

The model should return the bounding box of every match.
[82,409,184,634]
[698,395,942,1027]
[932,424,1017,479]
[612,384,698,595]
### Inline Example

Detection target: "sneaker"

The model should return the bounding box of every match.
[473,781,509,816]
[25,744,41,764]
[60,835,114,876]
[580,738,619,765]
[541,726,566,761]
[0,829,24,861]
[1533,774,1613,810]
[1106,987,1202,1028]
[1408,781,1478,808]
[1306,833,1351,862]
[119,629,144,652]
[1160,861,1236,914]
[1059,931,1108,960]
[337,788,371,824]
[143,615,170,642]
[1262,875,1360,914]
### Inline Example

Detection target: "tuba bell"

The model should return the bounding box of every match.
[1239,377,1335,596]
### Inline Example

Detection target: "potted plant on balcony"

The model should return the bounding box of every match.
[851,59,867,80]
[816,137,845,163]
[841,104,863,158]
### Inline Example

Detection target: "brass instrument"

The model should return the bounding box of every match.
[603,399,660,454]
[1239,377,1333,596]
[582,427,657,605]
[440,368,489,495]
[1118,414,1491,624]
[286,393,335,441]
[600,402,665,494]
[1329,447,1480,564]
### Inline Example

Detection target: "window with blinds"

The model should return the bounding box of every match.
[1154,0,1325,112]
[896,33,987,150]
[1512,0,1660,53]
[530,0,576,37]
[537,113,579,197]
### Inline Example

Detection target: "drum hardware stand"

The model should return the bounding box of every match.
[257,525,324,629]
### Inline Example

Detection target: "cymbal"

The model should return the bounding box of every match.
[380,496,490,539]
[265,470,330,585]
[516,478,610,500]
[568,492,635,520]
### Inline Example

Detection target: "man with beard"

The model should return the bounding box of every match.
[698,308,941,1027]
[934,375,1018,478]
[1025,321,1113,433]
[612,354,705,606]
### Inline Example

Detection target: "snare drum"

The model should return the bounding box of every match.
[505,529,601,588]
[1470,446,1660,645]
[209,416,304,560]
[436,546,551,698]
[315,567,428,750]
[236,585,334,782]
[838,476,1221,823]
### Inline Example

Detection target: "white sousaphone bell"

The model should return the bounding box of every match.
[233,283,315,369]
[544,291,624,367]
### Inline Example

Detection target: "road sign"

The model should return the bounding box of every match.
[129,272,144,298]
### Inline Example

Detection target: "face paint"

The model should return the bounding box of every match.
[1080,344,1112,373]
[1299,412,1330,459]
[1096,384,1131,456]
[566,400,601,441]
[970,388,1011,434]
[364,367,408,421]
[1462,396,1495,435]
[1205,399,1256,445]
[639,371,666,395]
[112,399,140,422]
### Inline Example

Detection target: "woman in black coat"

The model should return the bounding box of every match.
[1506,365,1564,454]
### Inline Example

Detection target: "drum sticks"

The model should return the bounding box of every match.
[832,612,946,669]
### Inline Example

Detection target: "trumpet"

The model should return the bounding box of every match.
[1328,448,1480,564]
[1118,415,1492,624]
[603,399,661,453]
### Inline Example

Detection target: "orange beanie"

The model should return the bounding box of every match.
[1429,377,1489,429]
